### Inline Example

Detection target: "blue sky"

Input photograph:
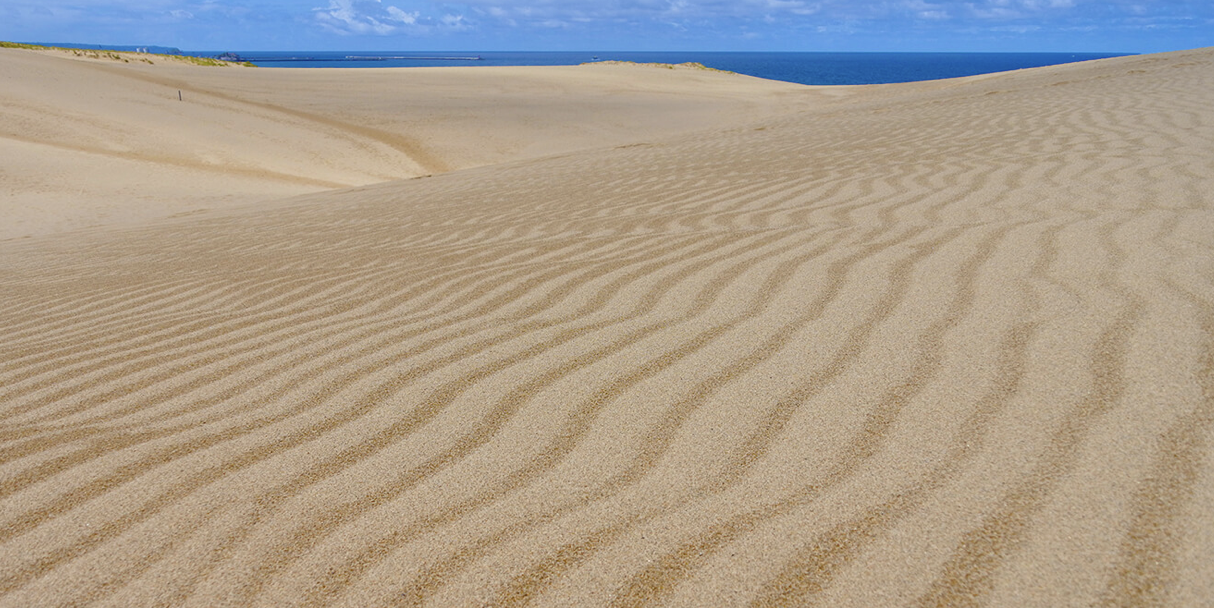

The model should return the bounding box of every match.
[2,0,1211,52]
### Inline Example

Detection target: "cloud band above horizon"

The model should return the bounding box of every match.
[1,0,1210,52]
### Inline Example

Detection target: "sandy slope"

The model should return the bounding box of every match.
[1,47,1213,607]
[0,48,813,239]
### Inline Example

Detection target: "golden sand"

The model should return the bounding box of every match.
[1,46,1212,607]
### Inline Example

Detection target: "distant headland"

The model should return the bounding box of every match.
[1,41,255,66]
[23,42,185,55]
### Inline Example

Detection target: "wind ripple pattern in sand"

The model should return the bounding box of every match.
[2,49,1214,607]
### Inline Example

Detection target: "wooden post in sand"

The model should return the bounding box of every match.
[178,90,182,101]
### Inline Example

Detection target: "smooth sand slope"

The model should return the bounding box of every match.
[0,48,813,239]
[1,48,1213,607]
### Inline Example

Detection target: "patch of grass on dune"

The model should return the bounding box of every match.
[170,55,256,67]
[0,41,48,50]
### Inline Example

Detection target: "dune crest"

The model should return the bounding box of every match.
[1,48,1213,607]
[0,48,813,240]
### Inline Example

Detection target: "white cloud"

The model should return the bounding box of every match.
[902,0,949,20]
[964,0,1080,20]
[989,23,1040,32]
[385,5,417,24]
[763,0,817,14]
[666,0,689,15]
[295,0,1208,37]
[4,0,1210,48]
[461,0,831,24]
[440,13,469,29]
[313,0,419,35]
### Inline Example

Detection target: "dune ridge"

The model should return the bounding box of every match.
[1,48,1213,607]
[0,47,814,240]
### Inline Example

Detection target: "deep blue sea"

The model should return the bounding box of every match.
[215,51,1129,85]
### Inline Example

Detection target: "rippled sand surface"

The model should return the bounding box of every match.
[1,47,1212,607]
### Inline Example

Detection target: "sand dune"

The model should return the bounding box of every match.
[1,47,1213,607]
[0,48,813,240]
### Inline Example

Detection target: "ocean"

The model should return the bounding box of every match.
[217,51,1130,85]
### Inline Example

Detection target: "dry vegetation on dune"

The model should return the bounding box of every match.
[1,47,1213,607]
[0,40,254,66]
